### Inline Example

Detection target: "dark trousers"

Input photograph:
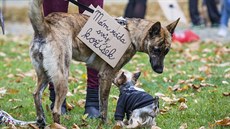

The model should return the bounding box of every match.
[204,0,221,26]
[189,0,202,25]
[189,0,220,26]
[124,0,147,19]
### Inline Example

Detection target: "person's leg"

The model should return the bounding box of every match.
[218,0,230,37]
[43,0,69,16]
[77,0,104,118]
[78,0,103,13]
[43,0,69,114]
[124,0,135,18]
[205,0,221,27]
[189,0,203,25]
[132,0,147,18]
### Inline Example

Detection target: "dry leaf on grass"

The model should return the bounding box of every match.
[198,126,206,129]
[179,102,188,111]
[151,125,161,129]
[76,99,85,108]
[29,124,39,129]
[179,123,188,129]
[72,123,80,129]
[215,117,230,126]
[44,123,66,129]
[223,92,230,96]
[112,125,122,129]
[66,102,74,111]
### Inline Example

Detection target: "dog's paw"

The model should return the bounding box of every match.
[36,118,46,128]
[116,120,125,127]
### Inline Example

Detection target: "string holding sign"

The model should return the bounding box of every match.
[78,6,131,68]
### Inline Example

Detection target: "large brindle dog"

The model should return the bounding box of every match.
[29,0,179,127]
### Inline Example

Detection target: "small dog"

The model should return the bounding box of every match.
[113,70,159,128]
[29,0,179,127]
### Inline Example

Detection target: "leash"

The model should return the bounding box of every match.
[68,0,94,13]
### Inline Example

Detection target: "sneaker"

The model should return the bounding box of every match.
[218,26,228,37]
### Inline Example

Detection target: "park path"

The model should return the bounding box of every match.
[4,22,230,43]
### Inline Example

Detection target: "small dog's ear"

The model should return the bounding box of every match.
[133,71,141,82]
[117,72,126,85]
[149,22,161,37]
[166,18,180,35]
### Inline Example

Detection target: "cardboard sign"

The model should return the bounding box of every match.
[78,6,131,68]
[157,0,187,24]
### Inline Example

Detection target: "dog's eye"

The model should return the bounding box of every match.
[165,48,170,54]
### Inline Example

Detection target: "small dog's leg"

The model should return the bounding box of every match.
[33,74,48,128]
[52,76,68,124]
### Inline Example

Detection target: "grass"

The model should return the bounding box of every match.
[0,35,229,129]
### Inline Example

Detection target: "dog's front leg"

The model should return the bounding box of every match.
[98,70,114,123]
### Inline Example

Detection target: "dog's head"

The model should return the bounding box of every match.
[113,70,141,88]
[144,18,180,74]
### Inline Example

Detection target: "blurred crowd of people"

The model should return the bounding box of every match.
[124,0,229,37]
[188,0,229,37]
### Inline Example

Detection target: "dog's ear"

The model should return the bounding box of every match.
[133,71,141,82]
[166,18,180,35]
[117,72,126,85]
[149,22,161,37]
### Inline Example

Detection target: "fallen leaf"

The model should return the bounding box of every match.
[178,98,187,103]
[72,123,80,129]
[222,81,229,85]
[7,89,19,94]
[79,90,86,95]
[45,123,66,129]
[112,125,122,129]
[66,102,74,111]
[179,102,188,111]
[76,99,85,108]
[81,114,88,121]
[223,92,230,96]
[0,87,7,95]
[11,105,23,110]
[29,124,39,129]
[9,99,22,102]
[198,126,206,129]
[151,125,161,129]
[179,123,188,129]
[215,117,230,126]
[66,91,73,97]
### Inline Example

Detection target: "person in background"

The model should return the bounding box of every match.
[43,0,104,118]
[189,0,220,27]
[124,0,147,19]
[218,0,230,37]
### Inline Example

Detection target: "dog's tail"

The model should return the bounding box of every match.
[29,0,46,36]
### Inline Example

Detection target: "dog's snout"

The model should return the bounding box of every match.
[153,65,163,74]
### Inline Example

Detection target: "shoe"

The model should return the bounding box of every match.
[49,85,67,114]
[84,87,100,118]
[218,26,228,37]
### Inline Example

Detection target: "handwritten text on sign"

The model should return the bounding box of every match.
[78,6,131,68]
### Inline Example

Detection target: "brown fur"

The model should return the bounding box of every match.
[29,0,179,127]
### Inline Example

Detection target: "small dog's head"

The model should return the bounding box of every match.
[145,18,180,74]
[113,70,141,88]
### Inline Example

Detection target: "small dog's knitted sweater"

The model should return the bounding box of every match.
[114,82,154,121]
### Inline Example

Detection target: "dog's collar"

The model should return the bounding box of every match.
[119,81,135,92]
[86,53,97,65]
